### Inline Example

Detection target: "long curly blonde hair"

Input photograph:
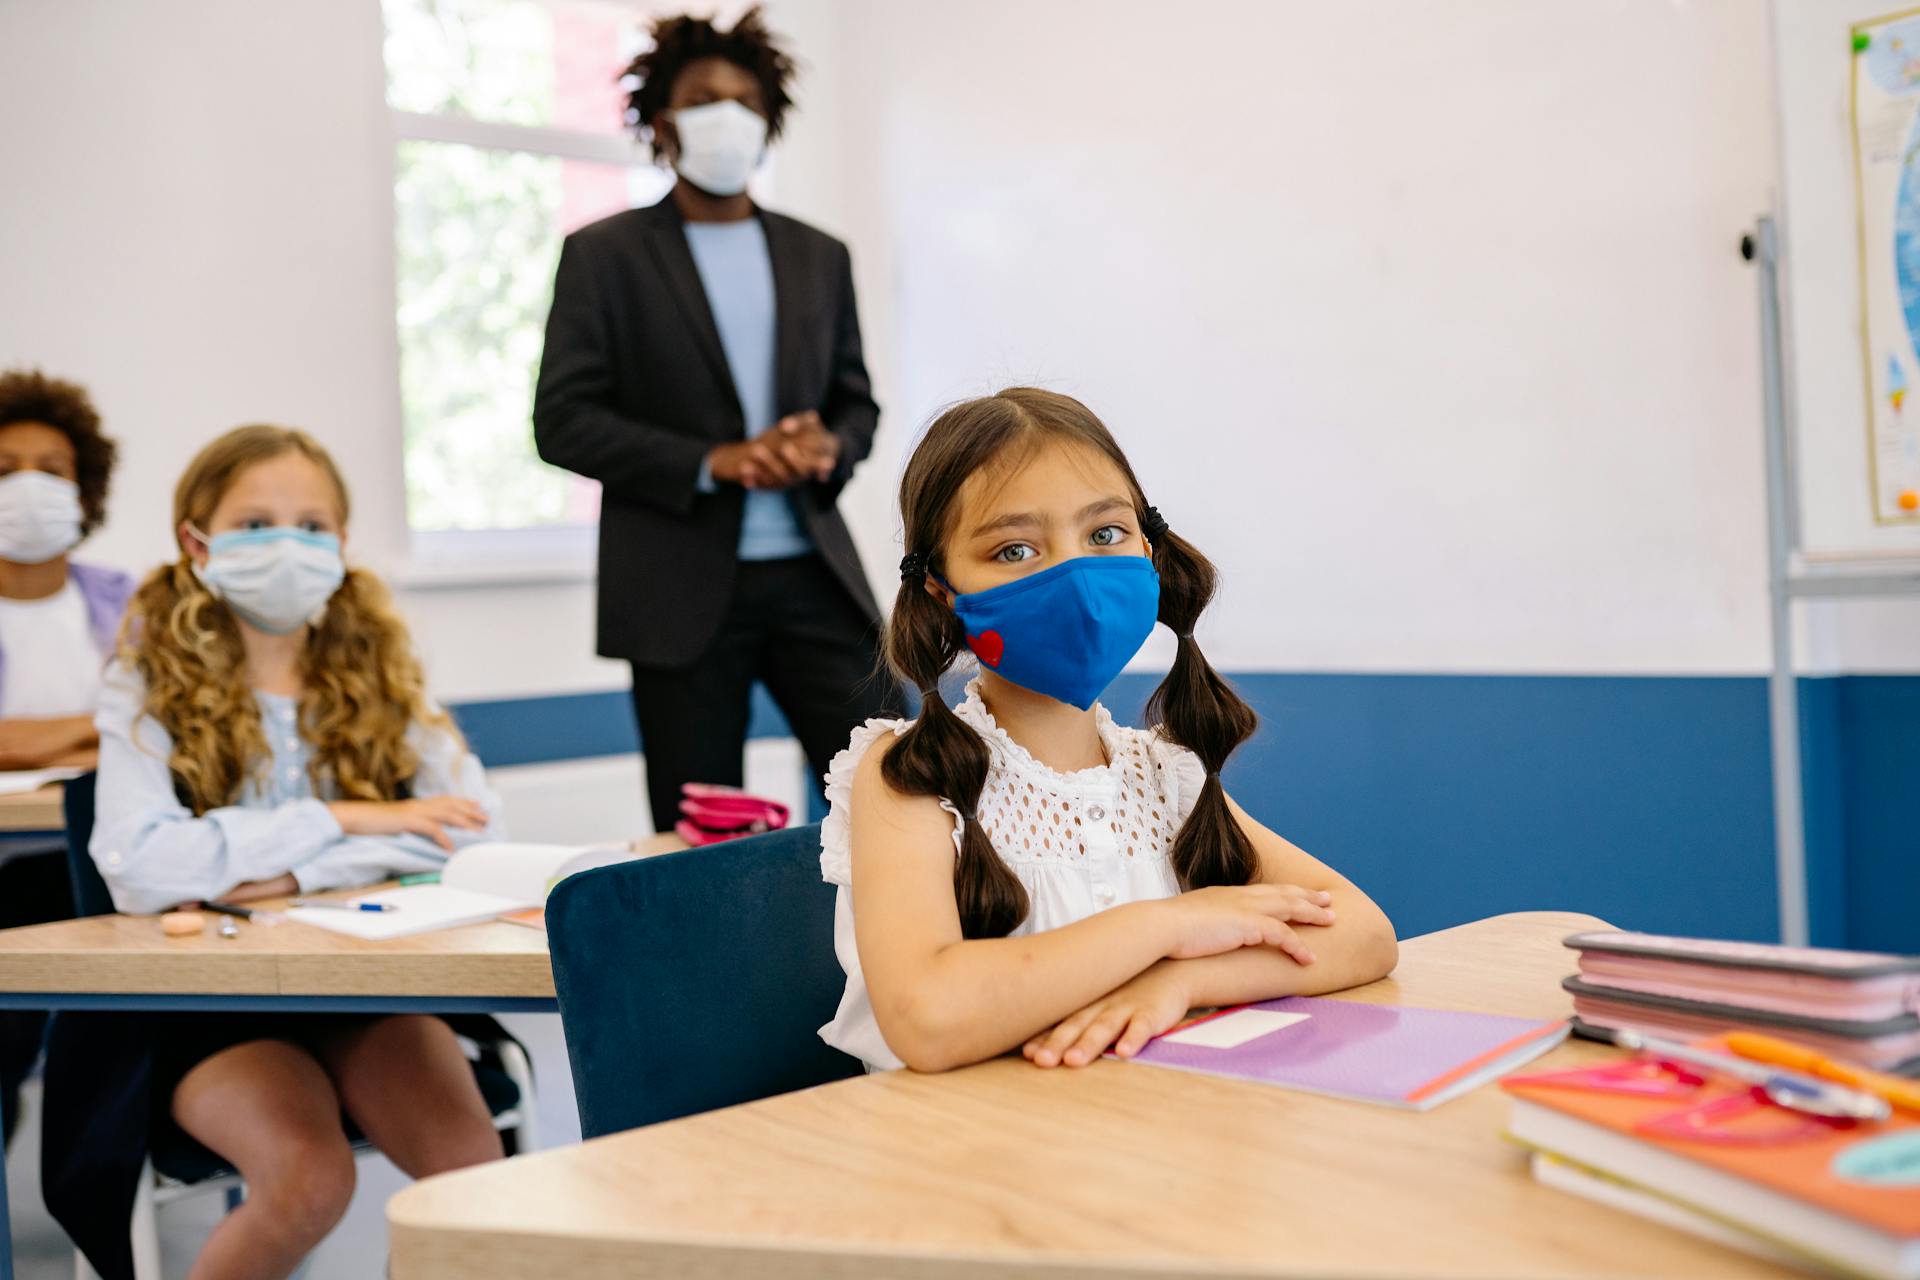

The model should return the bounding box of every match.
[119,426,456,815]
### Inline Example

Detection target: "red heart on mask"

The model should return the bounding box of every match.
[968,630,1005,667]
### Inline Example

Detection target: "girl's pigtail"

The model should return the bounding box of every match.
[880,562,1029,939]
[1143,521,1261,890]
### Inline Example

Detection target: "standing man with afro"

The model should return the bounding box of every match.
[535,7,902,832]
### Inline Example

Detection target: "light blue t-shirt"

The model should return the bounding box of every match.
[684,219,813,561]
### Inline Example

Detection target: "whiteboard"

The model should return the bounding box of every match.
[1777,0,1920,558]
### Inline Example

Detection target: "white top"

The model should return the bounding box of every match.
[0,581,102,718]
[91,660,504,915]
[817,678,1206,1070]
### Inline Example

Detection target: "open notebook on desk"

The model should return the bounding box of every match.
[286,842,634,940]
[0,766,86,796]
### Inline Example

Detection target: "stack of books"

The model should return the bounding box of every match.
[1506,1037,1920,1278]
[1563,930,1920,1074]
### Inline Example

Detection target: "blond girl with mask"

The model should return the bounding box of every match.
[47,426,504,1280]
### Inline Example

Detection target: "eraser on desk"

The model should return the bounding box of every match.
[161,911,205,937]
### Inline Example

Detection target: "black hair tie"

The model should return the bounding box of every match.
[899,551,928,583]
[1141,506,1170,540]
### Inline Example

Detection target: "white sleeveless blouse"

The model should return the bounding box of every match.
[816,678,1207,1070]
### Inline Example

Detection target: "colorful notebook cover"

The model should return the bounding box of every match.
[1122,995,1570,1110]
[1504,1065,1920,1242]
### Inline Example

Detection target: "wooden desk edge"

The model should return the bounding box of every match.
[388,1220,1313,1280]
[0,835,688,998]
[0,783,66,832]
[387,909,1630,1280]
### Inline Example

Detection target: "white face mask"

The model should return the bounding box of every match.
[0,470,84,564]
[190,526,346,635]
[669,100,768,197]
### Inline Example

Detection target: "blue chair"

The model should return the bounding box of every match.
[57,772,535,1280]
[549,823,861,1138]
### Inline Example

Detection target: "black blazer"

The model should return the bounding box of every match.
[534,198,882,668]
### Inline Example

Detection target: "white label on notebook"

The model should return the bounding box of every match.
[1163,1009,1310,1049]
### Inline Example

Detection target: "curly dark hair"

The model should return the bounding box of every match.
[0,368,118,536]
[621,6,797,146]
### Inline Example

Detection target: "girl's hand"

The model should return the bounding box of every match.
[1157,884,1335,964]
[0,715,94,770]
[221,873,298,903]
[327,797,488,852]
[1023,962,1192,1068]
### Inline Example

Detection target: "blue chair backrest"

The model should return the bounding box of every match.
[548,823,862,1138]
[60,772,115,919]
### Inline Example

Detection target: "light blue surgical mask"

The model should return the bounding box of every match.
[0,470,84,564]
[190,525,345,635]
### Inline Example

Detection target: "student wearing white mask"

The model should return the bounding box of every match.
[0,368,128,771]
[0,367,129,1150]
[45,425,507,1279]
[535,6,902,835]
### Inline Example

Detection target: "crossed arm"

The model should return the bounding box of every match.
[849,742,1398,1073]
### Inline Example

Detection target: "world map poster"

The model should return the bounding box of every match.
[1852,8,1920,523]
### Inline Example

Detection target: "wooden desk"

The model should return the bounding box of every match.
[0,832,688,1002]
[0,831,685,1280]
[387,911,1796,1280]
[0,785,65,834]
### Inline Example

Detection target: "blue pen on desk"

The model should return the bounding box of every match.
[290,898,397,914]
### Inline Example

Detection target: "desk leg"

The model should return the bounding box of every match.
[1,1081,13,1280]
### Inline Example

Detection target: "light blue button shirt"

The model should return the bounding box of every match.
[684,218,813,561]
[89,661,504,915]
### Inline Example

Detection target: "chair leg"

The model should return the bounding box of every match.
[496,1038,537,1154]
[129,1160,162,1280]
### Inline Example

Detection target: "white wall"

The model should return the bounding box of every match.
[836,0,1789,675]
[4,0,1909,698]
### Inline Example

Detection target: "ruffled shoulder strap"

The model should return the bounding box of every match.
[1139,728,1210,827]
[819,714,974,885]
[819,715,910,886]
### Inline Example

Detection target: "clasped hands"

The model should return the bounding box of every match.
[707,411,840,490]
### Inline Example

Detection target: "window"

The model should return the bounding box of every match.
[383,0,671,553]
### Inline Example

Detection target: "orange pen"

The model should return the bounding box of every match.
[1725,1031,1920,1115]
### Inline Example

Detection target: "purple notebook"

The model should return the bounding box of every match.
[1123,995,1570,1110]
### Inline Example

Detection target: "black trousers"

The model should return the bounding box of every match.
[628,554,905,835]
[1,847,74,1147]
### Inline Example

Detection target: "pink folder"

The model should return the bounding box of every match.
[1122,995,1570,1110]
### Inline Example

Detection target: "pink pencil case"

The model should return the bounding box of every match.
[673,783,791,847]
[1562,930,1920,1073]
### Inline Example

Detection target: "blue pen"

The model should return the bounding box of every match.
[290,898,397,914]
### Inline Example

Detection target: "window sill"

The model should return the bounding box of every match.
[393,557,596,591]
[392,526,597,591]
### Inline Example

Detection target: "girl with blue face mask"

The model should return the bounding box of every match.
[54,425,507,1278]
[816,388,1399,1074]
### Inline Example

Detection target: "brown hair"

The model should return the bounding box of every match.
[119,425,456,814]
[883,388,1259,938]
[0,367,118,536]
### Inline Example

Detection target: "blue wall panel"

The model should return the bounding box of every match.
[449,673,1917,949]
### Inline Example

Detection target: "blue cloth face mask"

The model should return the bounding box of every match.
[947,555,1160,710]
[190,526,346,635]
